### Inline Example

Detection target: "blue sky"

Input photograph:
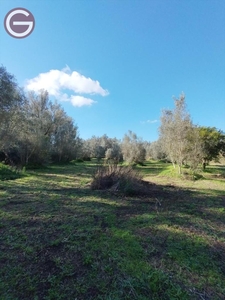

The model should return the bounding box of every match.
[1,0,225,141]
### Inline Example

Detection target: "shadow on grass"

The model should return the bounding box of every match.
[28,163,97,177]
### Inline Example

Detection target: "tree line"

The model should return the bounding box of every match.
[0,66,224,172]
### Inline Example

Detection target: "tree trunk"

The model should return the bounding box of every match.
[178,164,181,174]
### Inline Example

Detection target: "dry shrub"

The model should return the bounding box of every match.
[91,165,148,196]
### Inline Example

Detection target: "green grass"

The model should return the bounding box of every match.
[0,160,224,299]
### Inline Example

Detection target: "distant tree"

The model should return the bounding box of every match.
[198,126,225,169]
[79,139,92,160]
[143,141,151,160]
[99,134,112,151]
[83,135,122,161]
[159,93,193,174]
[149,139,166,161]
[86,136,101,158]
[105,142,122,164]
[121,130,146,164]
[95,145,105,161]
[51,116,79,163]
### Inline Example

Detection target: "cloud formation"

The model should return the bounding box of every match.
[140,119,158,124]
[25,66,109,107]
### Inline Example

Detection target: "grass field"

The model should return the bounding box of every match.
[0,160,224,300]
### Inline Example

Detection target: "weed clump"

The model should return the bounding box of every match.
[0,163,24,180]
[91,165,149,196]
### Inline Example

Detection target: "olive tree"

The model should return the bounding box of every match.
[105,142,122,164]
[16,89,80,165]
[121,130,146,164]
[159,93,193,174]
[0,66,25,164]
[148,139,166,161]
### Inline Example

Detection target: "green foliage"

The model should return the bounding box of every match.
[0,163,24,180]
[198,126,225,167]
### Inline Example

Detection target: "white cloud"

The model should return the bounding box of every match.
[71,96,96,107]
[25,66,109,107]
[140,119,158,124]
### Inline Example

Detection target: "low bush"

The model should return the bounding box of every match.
[91,165,149,196]
[0,163,24,181]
